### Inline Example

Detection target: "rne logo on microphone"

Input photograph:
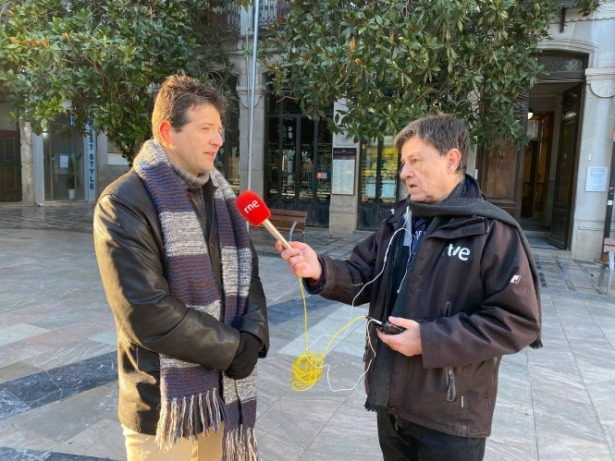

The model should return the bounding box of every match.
[243,200,260,213]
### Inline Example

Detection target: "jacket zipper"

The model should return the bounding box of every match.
[444,301,457,402]
[383,215,405,313]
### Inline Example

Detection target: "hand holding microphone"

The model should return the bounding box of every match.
[236,190,291,249]
[236,190,321,279]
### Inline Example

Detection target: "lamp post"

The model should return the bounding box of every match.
[247,0,261,193]
[603,129,615,261]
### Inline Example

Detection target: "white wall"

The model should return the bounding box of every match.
[542,2,615,260]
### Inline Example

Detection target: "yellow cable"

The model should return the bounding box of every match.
[291,276,366,392]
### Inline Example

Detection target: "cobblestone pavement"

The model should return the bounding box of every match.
[1,204,615,460]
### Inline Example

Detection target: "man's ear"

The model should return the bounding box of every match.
[446,148,462,173]
[159,120,174,148]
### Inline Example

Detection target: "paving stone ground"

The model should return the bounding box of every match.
[1,204,615,460]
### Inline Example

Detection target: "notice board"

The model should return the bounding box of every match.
[332,148,356,195]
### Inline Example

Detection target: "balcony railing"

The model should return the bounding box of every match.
[213,3,241,36]
[259,0,290,28]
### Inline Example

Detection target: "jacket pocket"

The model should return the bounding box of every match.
[445,365,470,403]
[135,345,160,373]
[446,367,456,402]
[444,301,456,402]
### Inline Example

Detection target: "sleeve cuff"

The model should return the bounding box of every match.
[304,257,326,294]
[419,322,434,368]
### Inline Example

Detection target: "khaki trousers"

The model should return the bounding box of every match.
[123,424,224,461]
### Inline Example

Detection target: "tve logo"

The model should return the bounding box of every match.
[243,200,260,214]
[446,244,471,261]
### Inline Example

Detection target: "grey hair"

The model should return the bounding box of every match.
[394,115,470,174]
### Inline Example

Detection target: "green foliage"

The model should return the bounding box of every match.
[0,0,250,161]
[265,0,587,152]
[575,0,601,16]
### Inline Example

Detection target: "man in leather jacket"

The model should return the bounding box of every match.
[276,115,540,461]
[94,75,269,460]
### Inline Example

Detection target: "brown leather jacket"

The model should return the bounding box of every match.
[93,170,269,435]
[310,179,539,438]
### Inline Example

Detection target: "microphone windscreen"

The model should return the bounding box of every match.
[236,190,271,227]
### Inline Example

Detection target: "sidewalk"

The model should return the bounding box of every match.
[1,204,615,460]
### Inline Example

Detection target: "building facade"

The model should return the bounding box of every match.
[1,0,614,262]
[477,1,615,261]
[0,105,129,206]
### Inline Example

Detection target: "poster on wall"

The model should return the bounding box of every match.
[332,148,356,195]
[585,166,607,192]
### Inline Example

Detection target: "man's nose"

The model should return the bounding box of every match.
[211,131,224,147]
[400,163,412,179]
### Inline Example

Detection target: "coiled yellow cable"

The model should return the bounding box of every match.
[291,276,366,392]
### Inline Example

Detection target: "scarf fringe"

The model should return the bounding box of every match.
[222,426,259,461]
[155,389,224,451]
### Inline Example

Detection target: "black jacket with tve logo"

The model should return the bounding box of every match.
[310,178,539,438]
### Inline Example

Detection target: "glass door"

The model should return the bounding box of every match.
[265,116,281,200]
[281,118,297,207]
[298,117,314,209]
[265,107,333,226]
[314,121,332,226]
[43,119,84,201]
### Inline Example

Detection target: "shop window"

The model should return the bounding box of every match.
[358,136,399,230]
[106,139,129,166]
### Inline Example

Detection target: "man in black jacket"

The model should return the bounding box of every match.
[94,75,268,461]
[277,115,540,461]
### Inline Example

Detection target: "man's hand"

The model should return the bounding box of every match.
[225,332,261,380]
[275,240,322,279]
[377,317,422,357]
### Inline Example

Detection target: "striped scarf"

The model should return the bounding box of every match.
[133,140,259,460]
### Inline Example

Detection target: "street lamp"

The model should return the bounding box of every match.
[247,0,261,193]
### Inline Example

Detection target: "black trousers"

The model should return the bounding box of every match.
[377,412,486,461]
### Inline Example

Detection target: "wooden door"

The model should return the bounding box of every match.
[477,96,529,221]
[548,83,582,248]
[522,141,540,219]
[0,130,21,202]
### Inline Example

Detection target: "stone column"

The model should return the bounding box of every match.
[328,99,361,233]
[19,121,35,205]
[570,67,615,260]
[237,67,266,198]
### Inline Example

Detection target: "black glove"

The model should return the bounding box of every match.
[225,332,261,380]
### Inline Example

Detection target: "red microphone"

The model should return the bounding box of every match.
[236,190,291,249]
